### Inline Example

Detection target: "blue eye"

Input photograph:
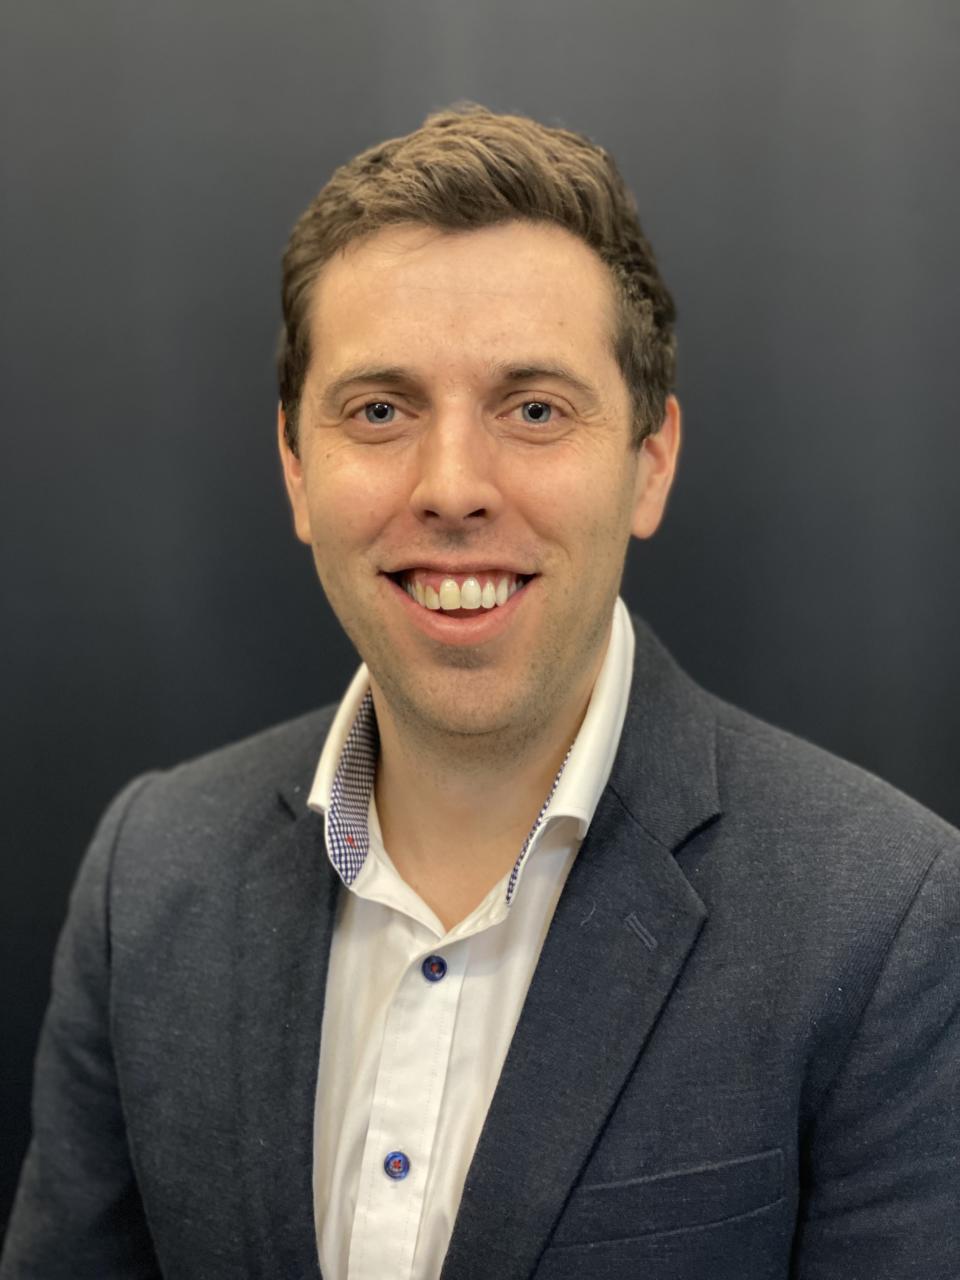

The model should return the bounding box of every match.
[364,402,396,424]
[521,401,553,424]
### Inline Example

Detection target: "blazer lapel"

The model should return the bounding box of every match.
[441,617,721,1280]
[231,784,338,1279]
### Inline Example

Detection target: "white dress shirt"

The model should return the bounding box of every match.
[308,598,636,1280]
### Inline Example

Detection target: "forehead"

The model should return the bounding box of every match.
[306,220,622,385]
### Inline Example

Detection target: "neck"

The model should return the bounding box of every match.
[370,635,609,928]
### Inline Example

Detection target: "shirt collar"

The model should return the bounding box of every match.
[308,598,635,902]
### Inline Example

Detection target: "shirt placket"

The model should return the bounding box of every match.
[347,936,468,1280]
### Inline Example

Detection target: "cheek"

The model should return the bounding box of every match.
[517,451,635,551]
[304,452,401,555]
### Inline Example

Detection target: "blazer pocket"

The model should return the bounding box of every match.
[549,1148,785,1248]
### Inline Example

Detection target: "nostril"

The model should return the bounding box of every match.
[422,507,487,520]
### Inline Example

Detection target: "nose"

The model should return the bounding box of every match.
[409,409,503,528]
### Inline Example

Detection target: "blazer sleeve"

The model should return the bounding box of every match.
[792,841,960,1278]
[0,776,163,1280]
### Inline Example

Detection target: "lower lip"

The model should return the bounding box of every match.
[382,575,535,646]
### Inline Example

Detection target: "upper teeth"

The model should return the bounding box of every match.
[402,573,522,612]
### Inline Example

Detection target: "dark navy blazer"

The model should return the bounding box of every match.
[4,617,959,1278]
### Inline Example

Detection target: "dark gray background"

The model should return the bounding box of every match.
[2,0,958,1235]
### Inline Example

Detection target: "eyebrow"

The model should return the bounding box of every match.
[497,362,600,402]
[318,366,416,414]
[317,360,602,414]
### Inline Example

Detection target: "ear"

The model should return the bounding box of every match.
[277,403,313,545]
[631,394,682,540]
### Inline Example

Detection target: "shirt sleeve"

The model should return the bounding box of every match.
[791,842,960,1278]
[0,776,163,1280]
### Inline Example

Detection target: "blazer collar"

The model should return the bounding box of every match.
[233,787,333,1279]
[222,705,337,1277]
[608,612,721,851]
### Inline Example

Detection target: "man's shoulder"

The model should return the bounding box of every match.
[59,706,341,958]
[99,704,338,865]
[625,615,959,862]
[711,694,955,842]
[154,702,337,804]
[696,694,960,918]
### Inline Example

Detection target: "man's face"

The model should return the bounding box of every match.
[279,219,679,748]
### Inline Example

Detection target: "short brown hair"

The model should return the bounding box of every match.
[278,102,676,453]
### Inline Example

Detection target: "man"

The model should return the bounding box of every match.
[2,104,958,1280]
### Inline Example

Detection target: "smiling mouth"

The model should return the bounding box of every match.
[386,569,535,613]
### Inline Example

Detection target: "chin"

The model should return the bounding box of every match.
[383,677,524,742]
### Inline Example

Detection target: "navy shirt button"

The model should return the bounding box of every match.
[421,954,447,982]
[384,1150,411,1180]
